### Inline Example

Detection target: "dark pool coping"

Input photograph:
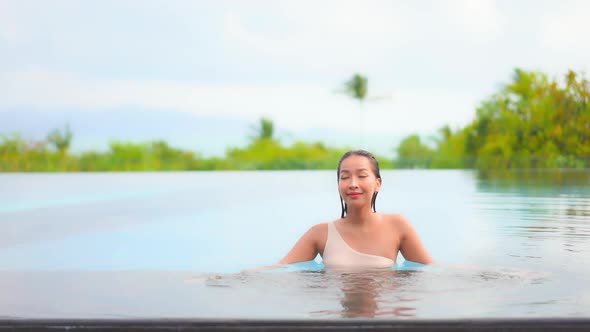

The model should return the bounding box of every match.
[1,318,590,331]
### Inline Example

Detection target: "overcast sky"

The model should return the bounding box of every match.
[1,0,589,144]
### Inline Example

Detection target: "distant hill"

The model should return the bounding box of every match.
[0,109,405,158]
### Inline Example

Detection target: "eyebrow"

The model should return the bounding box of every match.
[340,168,369,173]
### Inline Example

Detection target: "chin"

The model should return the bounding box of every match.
[345,200,366,207]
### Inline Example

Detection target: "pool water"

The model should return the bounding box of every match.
[0,170,589,319]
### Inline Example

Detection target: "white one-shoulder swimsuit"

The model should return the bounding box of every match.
[322,222,395,269]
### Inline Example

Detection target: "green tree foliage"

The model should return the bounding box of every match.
[226,138,350,170]
[84,140,203,171]
[395,135,434,168]
[229,117,392,170]
[463,69,589,170]
[0,133,75,171]
[429,125,469,168]
[394,69,590,170]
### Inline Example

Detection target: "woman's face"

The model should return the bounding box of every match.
[338,155,381,208]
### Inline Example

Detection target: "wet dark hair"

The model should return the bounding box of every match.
[337,150,381,218]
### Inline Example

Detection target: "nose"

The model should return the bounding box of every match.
[348,178,358,189]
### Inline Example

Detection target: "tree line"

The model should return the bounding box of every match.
[0,117,390,172]
[1,69,588,172]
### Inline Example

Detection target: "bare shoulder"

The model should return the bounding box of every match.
[307,222,330,252]
[381,213,411,226]
[278,222,331,265]
[309,222,328,237]
[381,214,414,234]
[382,214,433,264]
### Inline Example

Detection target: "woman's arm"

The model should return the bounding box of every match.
[396,215,434,264]
[278,224,322,265]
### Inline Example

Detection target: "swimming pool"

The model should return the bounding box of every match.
[0,170,589,321]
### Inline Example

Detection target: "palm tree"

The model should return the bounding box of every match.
[343,74,368,148]
[251,117,275,141]
[343,73,369,103]
[341,73,389,149]
[47,124,73,154]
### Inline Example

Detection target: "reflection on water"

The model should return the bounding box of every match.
[475,169,590,265]
[201,267,420,318]
[310,269,417,318]
[477,168,590,187]
[195,262,556,319]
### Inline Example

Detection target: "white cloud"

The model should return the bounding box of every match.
[222,1,410,71]
[0,1,25,43]
[541,2,590,51]
[441,0,505,41]
[222,0,505,71]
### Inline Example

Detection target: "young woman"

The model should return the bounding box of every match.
[279,150,433,268]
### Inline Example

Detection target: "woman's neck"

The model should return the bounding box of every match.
[344,206,377,227]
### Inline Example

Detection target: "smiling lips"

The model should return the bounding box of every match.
[347,192,362,198]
